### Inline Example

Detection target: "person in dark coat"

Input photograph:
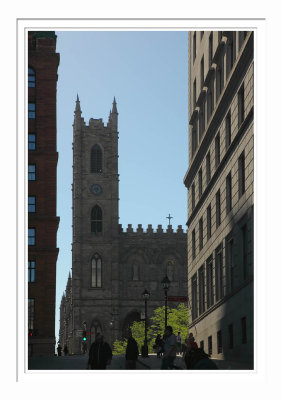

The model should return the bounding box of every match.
[125,330,139,369]
[155,334,164,358]
[184,348,218,370]
[87,333,112,370]
[57,344,62,356]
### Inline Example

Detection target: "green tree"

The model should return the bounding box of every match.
[112,304,189,355]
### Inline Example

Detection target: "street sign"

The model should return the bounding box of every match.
[167,296,188,302]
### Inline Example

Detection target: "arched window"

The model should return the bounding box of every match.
[91,253,102,288]
[132,262,139,281]
[28,67,36,87]
[90,145,102,173]
[166,260,174,281]
[91,205,102,233]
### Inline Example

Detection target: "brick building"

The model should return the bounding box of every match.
[184,31,254,367]
[59,97,187,354]
[28,31,60,356]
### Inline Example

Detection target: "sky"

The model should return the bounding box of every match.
[55,30,188,342]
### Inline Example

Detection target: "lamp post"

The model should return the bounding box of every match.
[142,289,150,358]
[161,275,171,328]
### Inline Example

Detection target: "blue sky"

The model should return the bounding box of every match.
[55,31,188,342]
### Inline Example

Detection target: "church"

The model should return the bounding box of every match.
[59,96,187,354]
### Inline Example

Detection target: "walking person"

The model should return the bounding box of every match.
[155,334,164,358]
[161,326,177,369]
[87,333,112,370]
[176,332,182,355]
[125,330,139,369]
[57,343,62,356]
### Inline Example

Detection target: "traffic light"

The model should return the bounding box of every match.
[82,330,87,341]
[29,329,33,337]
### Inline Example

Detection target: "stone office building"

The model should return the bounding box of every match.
[59,97,187,354]
[184,31,254,367]
[28,31,60,356]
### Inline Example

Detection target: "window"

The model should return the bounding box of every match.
[191,274,198,320]
[206,152,211,184]
[200,31,204,40]
[217,330,222,353]
[199,218,203,250]
[199,102,205,138]
[215,133,220,168]
[209,32,213,66]
[28,228,35,246]
[238,83,245,126]
[226,238,234,292]
[28,102,36,119]
[28,299,35,330]
[201,56,204,87]
[192,229,196,260]
[28,196,36,212]
[206,257,214,308]
[215,245,223,301]
[238,151,245,197]
[216,60,224,102]
[218,31,223,44]
[226,172,232,213]
[207,80,214,121]
[228,324,234,349]
[91,253,102,288]
[225,111,231,149]
[132,262,139,281]
[28,67,36,87]
[28,164,36,181]
[193,78,196,109]
[241,224,248,280]
[91,205,102,233]
[28,133,36,150]
[192,125,198,157]
[241,316,247,344]
[28,261,35,283]
[226,33,235,77]
[198,168,202,198]
[216,190,221,228]
[207,204,211,240]
[191,182,195,211]
[239,31,248,50]
[198,265,205,314]
[193,32,196,61]
[200,340,204,350]
[208,335,212,355]
[90,144,102,173]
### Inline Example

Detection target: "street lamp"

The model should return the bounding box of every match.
[142,289,150,358]
[161,275,171,328]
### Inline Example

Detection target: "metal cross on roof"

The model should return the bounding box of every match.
[166,213,173,225]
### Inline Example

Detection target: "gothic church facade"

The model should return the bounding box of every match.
[60,97,187,354]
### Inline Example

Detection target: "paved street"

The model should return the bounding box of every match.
[28,354,253,371]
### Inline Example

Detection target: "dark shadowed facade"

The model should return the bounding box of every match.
[184,31,254,367]
[28,31,60,356]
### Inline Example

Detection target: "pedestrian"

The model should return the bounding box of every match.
[182,333,198,361]
[87,333,112,370]
[155,334,164,358]
[57,344,62,356]
[63,344,69,356]
[176,332,182,355]
[161,326,177,369]
[125,330,139,369]
[184,347,218,369]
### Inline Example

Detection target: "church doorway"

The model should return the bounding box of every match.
[122,311,141,338]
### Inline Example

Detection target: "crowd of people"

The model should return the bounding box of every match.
[82,325,217,370]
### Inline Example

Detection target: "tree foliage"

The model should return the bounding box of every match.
[112,304,189,355]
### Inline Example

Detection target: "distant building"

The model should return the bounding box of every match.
[59,97,187,354]
[184,31,254,367]
[28,31,60,356]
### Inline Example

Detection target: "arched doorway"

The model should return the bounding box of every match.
[89,319,103,346]
[122,311,141,338]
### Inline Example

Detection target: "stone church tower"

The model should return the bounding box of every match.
[68,96,187,354]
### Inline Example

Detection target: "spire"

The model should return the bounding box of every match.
[75,94,81,113]
[110,97,118,131]
[112,96,118,114]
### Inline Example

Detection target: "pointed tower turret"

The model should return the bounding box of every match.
[73,94,83,129]
[110,97,118,132]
